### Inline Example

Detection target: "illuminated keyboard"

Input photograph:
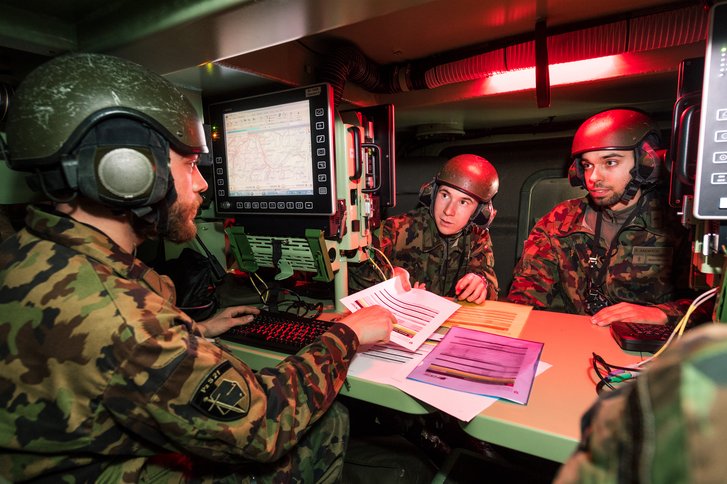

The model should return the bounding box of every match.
[610,322,674,353]
[220,309,334,354]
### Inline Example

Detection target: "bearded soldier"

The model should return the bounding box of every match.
[0,53,394,482]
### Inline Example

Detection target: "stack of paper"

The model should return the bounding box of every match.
[341,278,548,421]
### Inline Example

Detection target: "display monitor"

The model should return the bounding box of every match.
[208,83,336,216]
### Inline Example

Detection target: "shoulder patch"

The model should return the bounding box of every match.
[191,361,251,421]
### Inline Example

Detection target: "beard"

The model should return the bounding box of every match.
[132,197,200,243]
[588,185,624,207]
[165,197,201,243]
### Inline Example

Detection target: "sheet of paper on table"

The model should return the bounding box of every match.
[340,276,460,351]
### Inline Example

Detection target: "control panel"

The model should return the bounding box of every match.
[694,1,727,219]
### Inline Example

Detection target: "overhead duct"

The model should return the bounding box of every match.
[320,3,709,105]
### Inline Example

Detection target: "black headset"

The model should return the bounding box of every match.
[60,117,172,210]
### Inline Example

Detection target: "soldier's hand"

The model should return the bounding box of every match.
[339,306,394,347]
[198,305,260,337]
[455,273,489,304]
[393,267,426,291]
[393,266,413,291]
[590,303,668,327]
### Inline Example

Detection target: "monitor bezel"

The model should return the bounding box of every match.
[208,83,336,216]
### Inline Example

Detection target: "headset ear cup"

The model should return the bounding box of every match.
[568,160,584,188]
[418,180,435,207]
[638,137,661,183]
[96,147,156,200]
[74,118,171,207]
[472,200,496,228]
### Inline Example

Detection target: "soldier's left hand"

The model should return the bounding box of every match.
[590,302,668,327]
[455,273,489,304]
[198,305,260,337]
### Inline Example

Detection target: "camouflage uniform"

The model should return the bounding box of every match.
[508,193,710,325]
[349,206,498,299]
[555,323,727,483]
[0,205,358,483]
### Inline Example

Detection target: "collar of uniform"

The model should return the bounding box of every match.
[549,198,591,237]
[26,204,152,281]
[553,192,663,238]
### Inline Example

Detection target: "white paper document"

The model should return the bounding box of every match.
[340,277,460,351]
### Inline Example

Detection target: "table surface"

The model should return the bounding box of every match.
[224,308,647,463]
[460,309,645,462]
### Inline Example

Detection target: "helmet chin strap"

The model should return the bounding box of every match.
[620,177,640,203]
[620,143,656,203]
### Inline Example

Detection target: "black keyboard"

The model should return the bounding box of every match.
[220,309,334,354]
[610,321,674,353]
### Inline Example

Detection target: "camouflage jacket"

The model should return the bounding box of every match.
[556,323,727,483]
[349,206,498,299]
[507,194,710,325]
[0,205,358,482]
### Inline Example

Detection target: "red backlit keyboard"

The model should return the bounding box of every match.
[220,309,333,354]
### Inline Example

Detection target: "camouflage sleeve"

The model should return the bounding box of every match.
[104,296,358,465]
[467,228,499,299]
[654,297,714,327]
[507,219,561,308]
[555,324,727,483]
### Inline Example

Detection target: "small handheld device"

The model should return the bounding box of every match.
[610,322,673,353]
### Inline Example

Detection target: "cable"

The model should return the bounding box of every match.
[369,245,394,281]
[371,246,394,277]
[271,287,324,319]
[593,286,719,393]
[634,286,718,368]
[249,272,269,304]
[592,352,641,393]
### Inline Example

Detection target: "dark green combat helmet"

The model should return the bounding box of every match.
[569,108,662,201]
[5,52,207,210]
[420,154,499,228]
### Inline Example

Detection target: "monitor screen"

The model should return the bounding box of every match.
[208,83,336,216]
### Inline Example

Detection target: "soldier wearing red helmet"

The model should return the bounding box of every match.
[350,154,500,303]
[508,108,711,327]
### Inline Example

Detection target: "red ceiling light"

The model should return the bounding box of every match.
[484,55,621,94]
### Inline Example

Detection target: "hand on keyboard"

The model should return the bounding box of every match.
[219,306,395,353]
[199,305,261,337]
[590,302,668,327]
[220,309,335,354]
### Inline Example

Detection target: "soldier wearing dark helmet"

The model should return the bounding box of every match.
[508,108,711,327]
[350,154,500,303]
[0,53,394,482]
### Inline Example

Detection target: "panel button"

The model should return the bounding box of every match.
[714,152,727,163]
